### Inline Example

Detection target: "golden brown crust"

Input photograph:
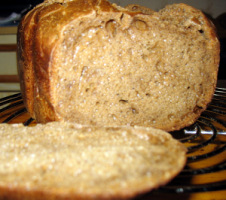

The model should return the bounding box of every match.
[17,10,36,119]
[17,0,220,131]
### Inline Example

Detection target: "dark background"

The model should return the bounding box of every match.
[0,0,42,17]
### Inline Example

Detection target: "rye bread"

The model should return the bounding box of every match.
[0,122,186,200]
[17,0,220,131]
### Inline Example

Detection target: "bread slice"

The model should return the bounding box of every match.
[0,122,186,200]
[17,0,220,131]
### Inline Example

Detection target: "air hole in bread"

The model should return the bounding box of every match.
[131,107,139,114]
[168,114,175,120]
[120,13,124,21]
[119,99,128,104]
[132,6,138,11]
[134,19,148,31]
[105,20,117,37]
[56,2,67,6]
[198,29,204,34]
[111,114,117,120]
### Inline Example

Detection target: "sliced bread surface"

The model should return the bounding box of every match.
[17,0,220,131]
[0,122,186,200]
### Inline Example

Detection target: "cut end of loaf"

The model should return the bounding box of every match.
[17,0,220,131]
[50,3,219,131]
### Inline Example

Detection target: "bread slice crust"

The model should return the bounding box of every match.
[17,0,220,131]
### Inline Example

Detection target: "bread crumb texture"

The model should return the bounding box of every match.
[17,0,220,131]
[0,122,186,199]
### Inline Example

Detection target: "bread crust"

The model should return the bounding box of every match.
[17,0,220,131]
[125,4,154,15]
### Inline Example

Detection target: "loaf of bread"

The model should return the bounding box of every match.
[17,0,220,131]
[0,122,187,200]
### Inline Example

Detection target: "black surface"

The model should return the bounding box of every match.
[0,0,42,17]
